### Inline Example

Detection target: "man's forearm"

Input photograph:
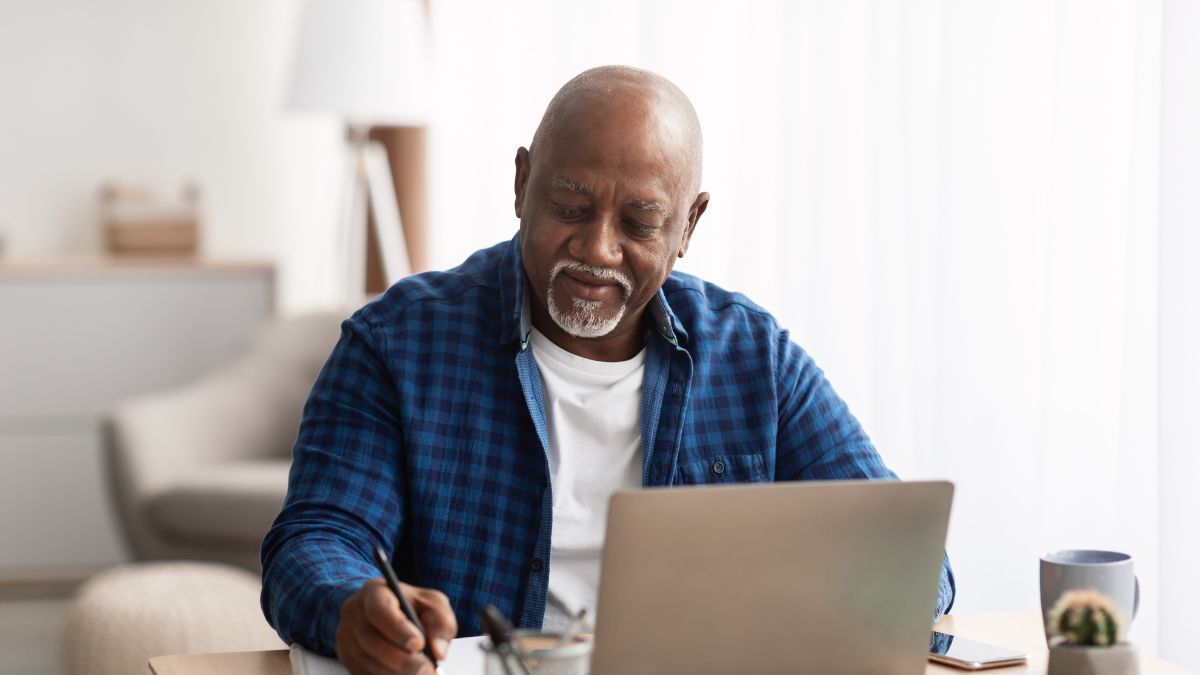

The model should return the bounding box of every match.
[260,530,377,655]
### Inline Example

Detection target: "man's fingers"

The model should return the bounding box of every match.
[362,582,424,652]
[355,619,414,667]
[343,637,403,675]
[356,579,456,662]
[338,582,443,675]
[412,587,458,659]
[348,618,435,675]
[412,586,452,609]
[415,606,452,660]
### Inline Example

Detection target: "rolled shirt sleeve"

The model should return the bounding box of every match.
[260,315,405,655]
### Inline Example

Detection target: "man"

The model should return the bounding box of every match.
[261,65,955,675]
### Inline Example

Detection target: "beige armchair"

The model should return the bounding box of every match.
[101,312,344,570]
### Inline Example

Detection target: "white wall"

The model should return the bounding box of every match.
[0,0,344,313]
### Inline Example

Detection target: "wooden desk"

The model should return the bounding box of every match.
[149,611,1193,675]
[926,612,1190,674]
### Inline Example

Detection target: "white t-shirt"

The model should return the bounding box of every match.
[528,327,645,633]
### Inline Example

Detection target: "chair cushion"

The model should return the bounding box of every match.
[148,460,290,546]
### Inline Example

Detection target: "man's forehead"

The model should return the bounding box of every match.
[538,128,686,190]
[528,66,703,197]
[541,102,695,178]
[552,169,676,198]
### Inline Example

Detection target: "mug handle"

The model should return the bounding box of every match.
[1133,576,1140,620]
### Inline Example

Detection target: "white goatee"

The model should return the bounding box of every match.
[546,260,632,338]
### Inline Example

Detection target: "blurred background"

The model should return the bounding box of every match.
[1,0,1197,673]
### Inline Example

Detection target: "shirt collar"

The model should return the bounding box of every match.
[647,286,687,346]
[497,232,688,349]
[498,234,526,346]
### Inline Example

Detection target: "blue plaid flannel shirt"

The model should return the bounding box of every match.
[260,234,956,655]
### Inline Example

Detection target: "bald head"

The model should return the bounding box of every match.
[529,66,703,194]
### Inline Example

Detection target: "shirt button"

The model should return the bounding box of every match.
[531,559,544,573]
[712,460,726,476]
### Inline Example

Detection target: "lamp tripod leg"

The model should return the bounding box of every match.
[363,140,412,284]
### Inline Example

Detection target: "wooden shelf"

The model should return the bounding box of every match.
[0,257,273,279]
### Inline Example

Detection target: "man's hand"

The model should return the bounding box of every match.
[336,578,458,675]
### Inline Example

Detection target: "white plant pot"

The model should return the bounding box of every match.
[1047,643,1139,675]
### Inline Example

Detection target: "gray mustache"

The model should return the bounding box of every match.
[550,260,633,298]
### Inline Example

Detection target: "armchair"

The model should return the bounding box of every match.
[101,312,344,570]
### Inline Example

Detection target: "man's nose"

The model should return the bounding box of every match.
[569,213,622,269]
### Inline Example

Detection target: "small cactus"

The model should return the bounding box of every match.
[1047,590,1125,646]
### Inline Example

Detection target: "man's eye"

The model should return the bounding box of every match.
[624,219,658,237]
[551,204,587,220]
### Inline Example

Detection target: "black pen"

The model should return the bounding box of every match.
[373,546,442,673]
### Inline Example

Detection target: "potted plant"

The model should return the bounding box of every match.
[1046,589,1138,675]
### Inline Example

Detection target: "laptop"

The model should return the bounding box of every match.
[590,479,954,675]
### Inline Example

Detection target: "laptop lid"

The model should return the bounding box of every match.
[590,479,953,675]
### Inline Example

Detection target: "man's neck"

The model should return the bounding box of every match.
[529,305,646,362]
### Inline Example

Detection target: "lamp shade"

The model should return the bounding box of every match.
[288,0,428,125]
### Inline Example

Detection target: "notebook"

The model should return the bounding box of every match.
[290,636,489,675]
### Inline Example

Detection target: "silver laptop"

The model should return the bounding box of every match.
[590,480,953,675]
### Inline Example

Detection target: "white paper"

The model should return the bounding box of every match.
[291,636,490,675]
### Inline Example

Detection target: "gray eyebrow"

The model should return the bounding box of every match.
[550,176,593,194]
[550,176,671,219]
[629,199,670,219]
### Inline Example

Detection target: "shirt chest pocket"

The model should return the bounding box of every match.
[673,453,769,485]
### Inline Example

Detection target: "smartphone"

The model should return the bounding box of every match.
[927,631,1028,670]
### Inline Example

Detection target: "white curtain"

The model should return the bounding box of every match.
[423,0,1193,665]
[1158,0,1200,665]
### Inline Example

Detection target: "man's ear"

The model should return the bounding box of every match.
[678,192,710,258]
[514,147,531,218]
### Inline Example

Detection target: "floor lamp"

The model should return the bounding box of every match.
[288,0,428,303]
[342,125,410,301]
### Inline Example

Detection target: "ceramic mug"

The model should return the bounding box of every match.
[1040,549,1139,643]
[483,631,593,675]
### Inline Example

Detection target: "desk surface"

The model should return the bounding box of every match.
[148,611,1193,675]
